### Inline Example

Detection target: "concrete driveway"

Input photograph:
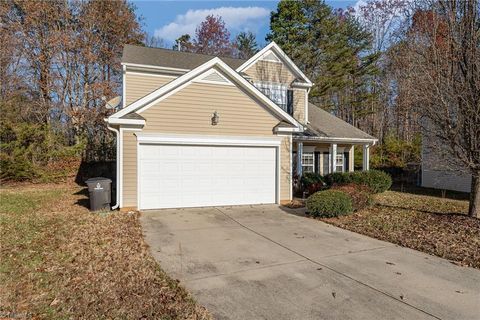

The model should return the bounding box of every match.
[141,205,480,320]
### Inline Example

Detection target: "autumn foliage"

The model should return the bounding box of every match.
[0,0,144,180]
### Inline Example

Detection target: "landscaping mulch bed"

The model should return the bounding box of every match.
[321,191,480,269]
[0,183,210,319]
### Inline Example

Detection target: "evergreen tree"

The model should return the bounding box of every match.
[173,34,193,52]
[267,0,379,127]
[235,31,258,59]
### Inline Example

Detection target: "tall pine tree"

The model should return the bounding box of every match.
[267,0,379,128]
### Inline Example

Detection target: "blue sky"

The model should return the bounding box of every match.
[133,1,358,48]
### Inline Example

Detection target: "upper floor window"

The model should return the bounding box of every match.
[255,82,293,115]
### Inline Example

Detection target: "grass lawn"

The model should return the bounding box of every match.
[320,190,480,269]
[0,183,210,319]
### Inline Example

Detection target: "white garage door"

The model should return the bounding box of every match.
[138,144,277,209]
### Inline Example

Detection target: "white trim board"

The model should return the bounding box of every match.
[236,42,313,86]
[122,62,189,74]
[293,136,378,145]
[135,133,282,146]
[126,70,177,79]
[108,57,303,131]
[107,118,145,126]
[194,68,234,86]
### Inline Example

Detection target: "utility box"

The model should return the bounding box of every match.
[85,177,112,211]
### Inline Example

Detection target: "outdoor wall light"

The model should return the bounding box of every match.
[211,111,219,125]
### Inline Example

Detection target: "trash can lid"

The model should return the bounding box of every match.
[85,177,112,183]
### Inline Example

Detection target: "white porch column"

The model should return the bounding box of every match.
[297,141,303,176]
[362,144,370,171]
[349,145,354,172]
[330,143,337,173]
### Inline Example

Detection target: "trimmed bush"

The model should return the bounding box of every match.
[332,184,372,211]
[350,170,392,193]
[306,190,353,218]
[324,170,392,194]
[324,172,352,186]
[301,172,326,194]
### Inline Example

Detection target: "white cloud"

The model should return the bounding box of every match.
[154,6,270,42]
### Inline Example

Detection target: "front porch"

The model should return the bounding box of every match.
[292,139,372,177]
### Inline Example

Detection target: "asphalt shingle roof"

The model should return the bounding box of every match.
[301,103,375,140]
[119,112,144,120]
[122,45,246,70]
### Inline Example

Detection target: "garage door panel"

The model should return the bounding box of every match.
[138,144,276,209]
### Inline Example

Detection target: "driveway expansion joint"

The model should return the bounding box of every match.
[185,258,308,283]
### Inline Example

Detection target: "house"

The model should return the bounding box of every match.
[106,42,377,210]
[421,133,472,193]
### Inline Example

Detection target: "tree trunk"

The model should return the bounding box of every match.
[468,172,480,218]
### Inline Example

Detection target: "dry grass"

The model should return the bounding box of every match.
[0,183,210,319]
[321,191,480,269]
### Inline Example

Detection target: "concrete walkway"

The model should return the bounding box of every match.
[141,205,480,320]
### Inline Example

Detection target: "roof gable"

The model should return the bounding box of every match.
[236,42,312,86]
[108,57,302,130]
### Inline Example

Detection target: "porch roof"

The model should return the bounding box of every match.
[293,103,377,145]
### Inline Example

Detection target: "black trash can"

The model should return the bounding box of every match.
[85,177,112,211]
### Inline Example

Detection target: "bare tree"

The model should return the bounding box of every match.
[402,0,480,217]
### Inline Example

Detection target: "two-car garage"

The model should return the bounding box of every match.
[136,135,280,210]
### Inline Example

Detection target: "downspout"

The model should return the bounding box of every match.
[107,124,120,210]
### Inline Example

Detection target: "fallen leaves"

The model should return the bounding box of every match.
[321,191,480,269]
[0,183,211,319]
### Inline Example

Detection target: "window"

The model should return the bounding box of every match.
[255,82,287,110]
[336,154,344,172]
[302,152,315,173]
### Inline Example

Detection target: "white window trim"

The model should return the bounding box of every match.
[254,81,287,109]
[336,153,345,173]
[301,151,315,173]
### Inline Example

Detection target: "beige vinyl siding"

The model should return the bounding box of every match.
[122,80,293,207]
[122,130,137,207]
[293,89,306,123]
[244,60,296,84]
[243,58,307,124]
[125,72,173,105]
[141,82,279,135]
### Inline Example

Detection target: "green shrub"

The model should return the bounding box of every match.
[324,172,352,186]
[306,190,353,218]
[332,184,373,211]
[300,172,326,193]
[350,170,392,193]
[0,123,85,181]
[324,170,392,194]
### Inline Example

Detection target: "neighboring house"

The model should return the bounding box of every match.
[106,42,377,210]
[421,133,472,193]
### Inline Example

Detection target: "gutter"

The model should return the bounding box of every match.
[107,124,120,210]
[293,135,378,145]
